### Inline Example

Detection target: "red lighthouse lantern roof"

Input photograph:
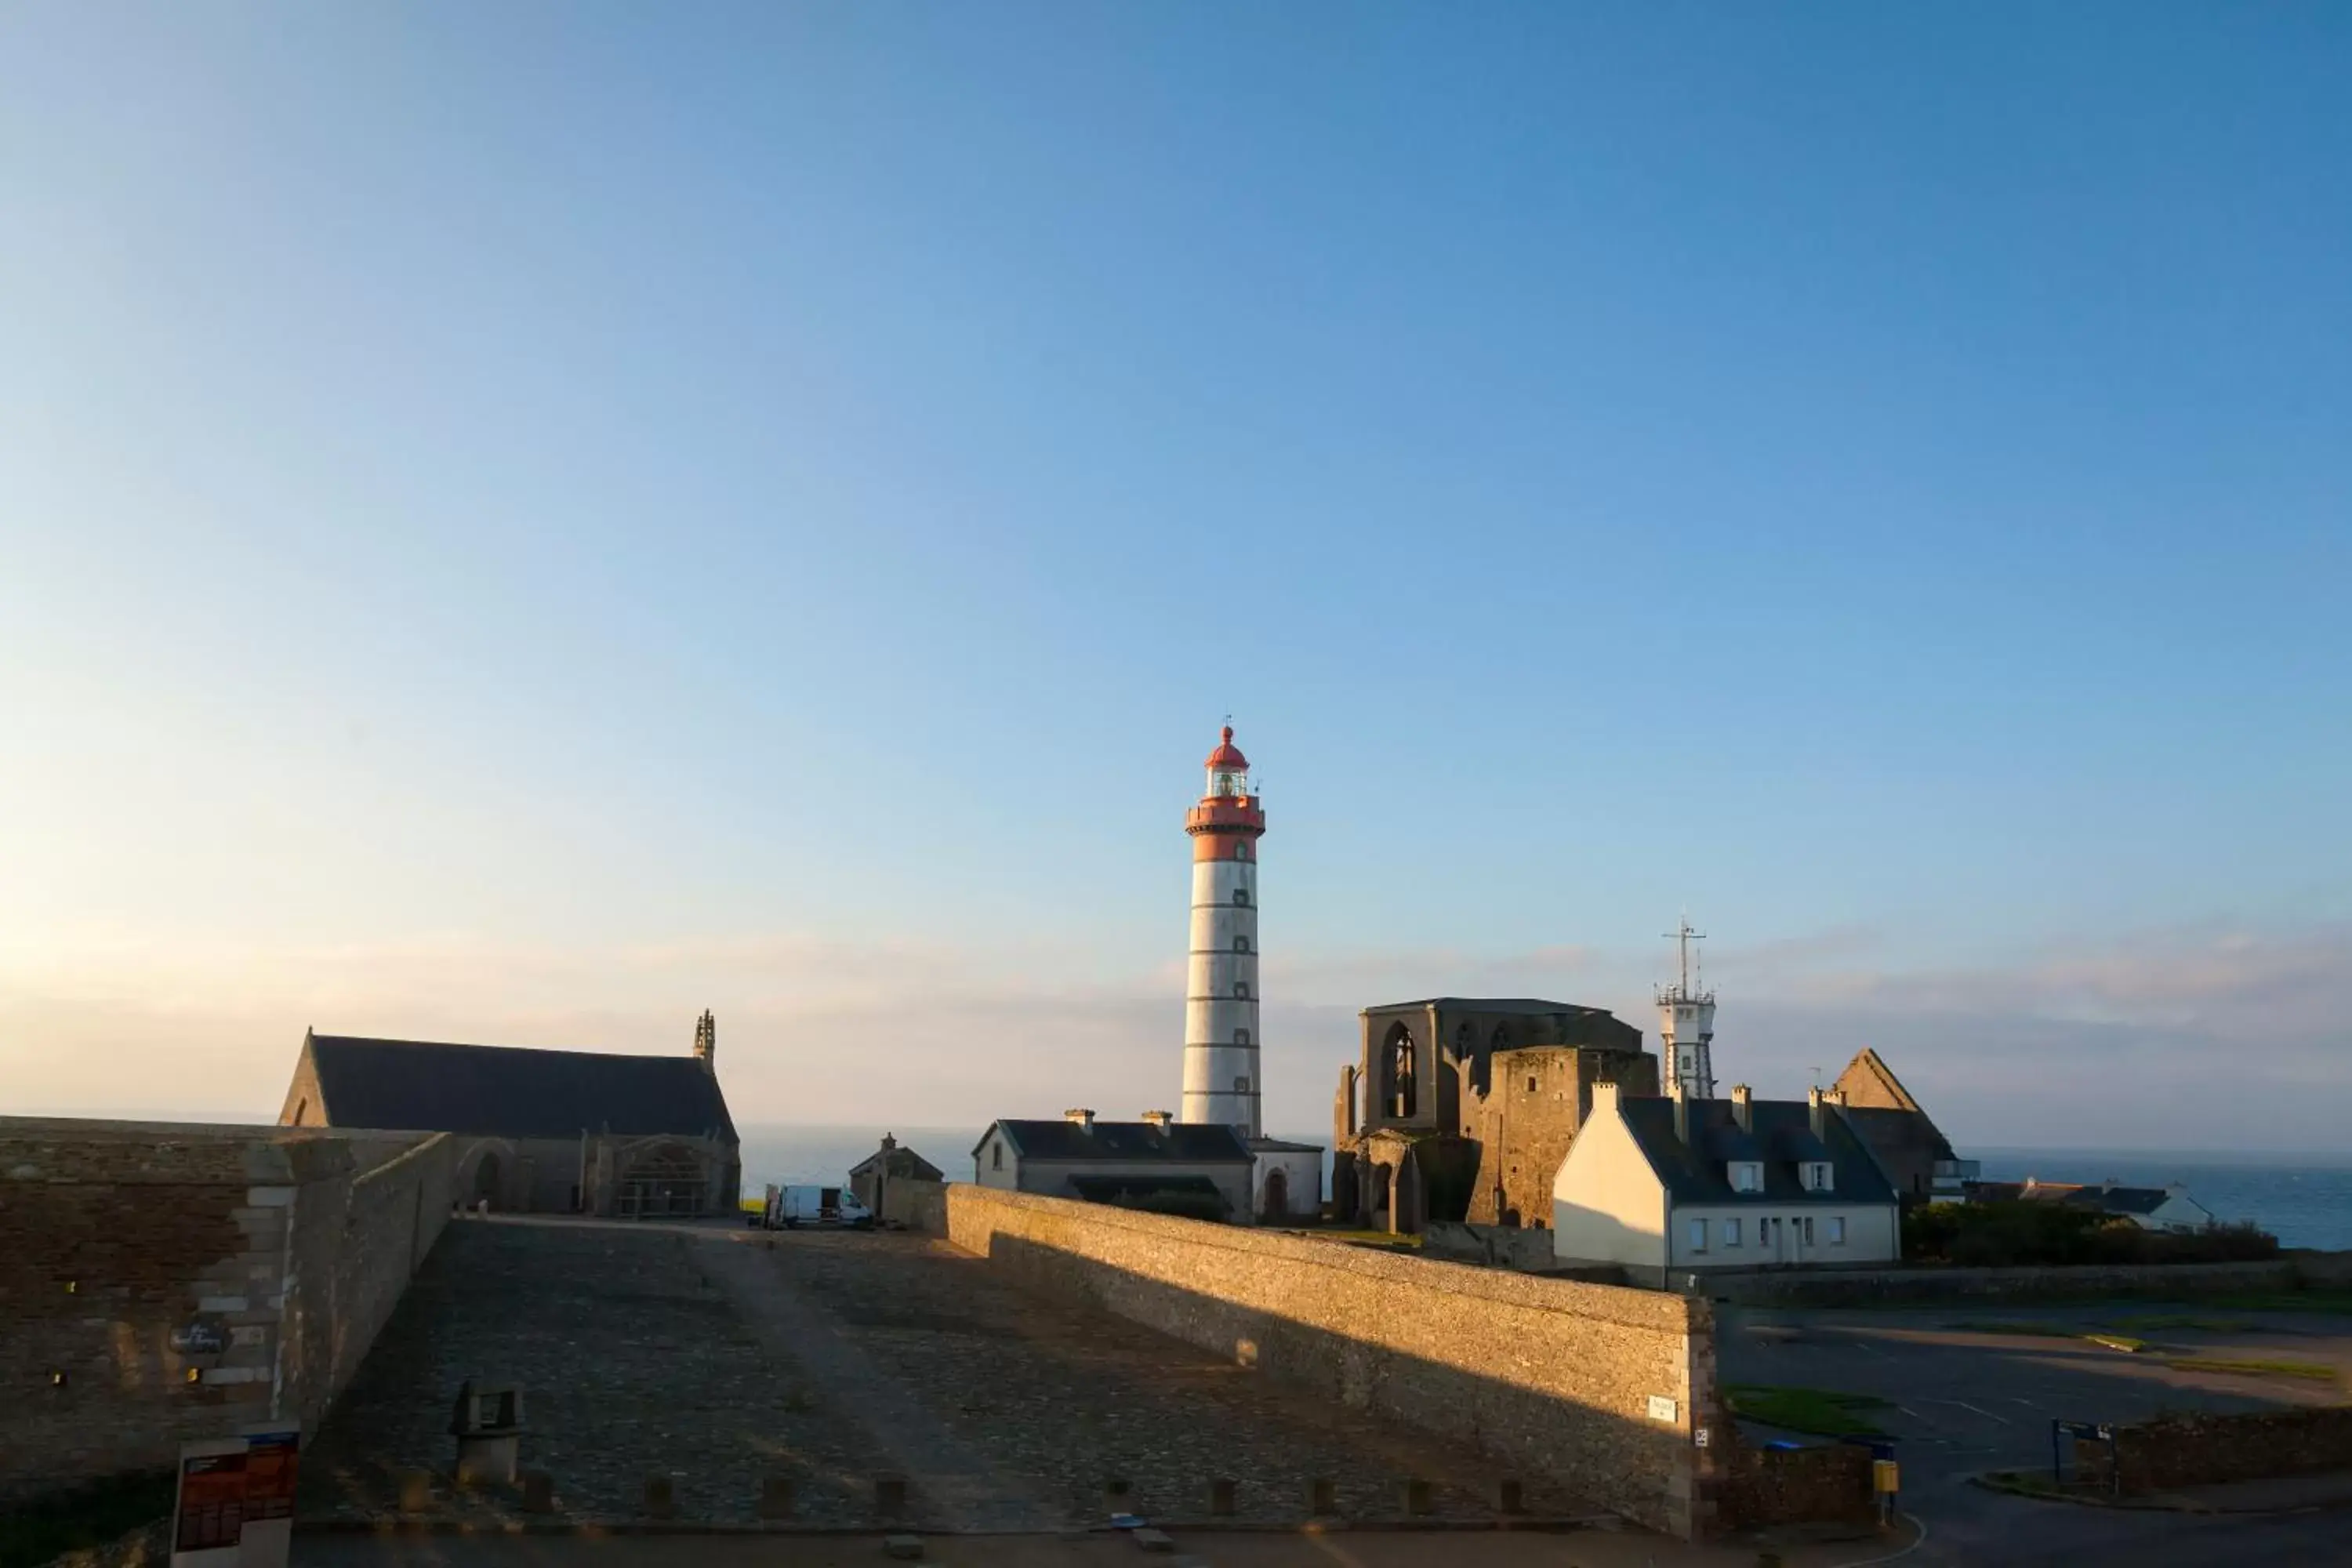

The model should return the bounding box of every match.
[1203,724,1249,771]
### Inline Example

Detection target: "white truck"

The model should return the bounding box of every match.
[759,1183,874,1230]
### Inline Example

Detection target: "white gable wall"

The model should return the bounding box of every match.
[1550,1084,1668,1274]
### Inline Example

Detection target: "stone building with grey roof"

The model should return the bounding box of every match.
[974,1109,1255,1221]
[276,1011,740,1218]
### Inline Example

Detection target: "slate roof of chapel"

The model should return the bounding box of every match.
[304,1033,739,1143]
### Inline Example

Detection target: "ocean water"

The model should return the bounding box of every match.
[742,1126,2352,1254]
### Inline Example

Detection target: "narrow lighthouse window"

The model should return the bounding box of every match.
[1233,935,1249,953]
[1233,887,1250,907]
[1234,980,1250,999]
[1236,841,1250,859]
[1234,1028,1250,1047]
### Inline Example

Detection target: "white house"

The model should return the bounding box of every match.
[1552,1082,1902,1286]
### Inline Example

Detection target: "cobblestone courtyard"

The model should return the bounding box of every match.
[301,1216,1602,1529]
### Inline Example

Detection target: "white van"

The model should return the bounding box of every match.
[761,1183,873,1230]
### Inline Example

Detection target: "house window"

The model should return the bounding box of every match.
[1526,1076,1538,1093]
[1687,1218,1708,1253]
[1723,1218,1741,1247]
[1234,1028,1250,1047]
[1234,980,1250,999]
[1233,935,1250,953]
[1828,1216,1847,1245]
[1730,1161,1763,1193]
[1801,1216,1816,1245]
[1800,1162,1835,1192]
[991,1143,1003,1171]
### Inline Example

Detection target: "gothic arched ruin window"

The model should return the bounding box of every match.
[1386,1022,1417,1118]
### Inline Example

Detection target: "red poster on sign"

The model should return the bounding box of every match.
[172,1451,247,1554]
[241,1430,299,1522]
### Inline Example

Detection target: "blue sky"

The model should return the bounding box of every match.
[3,4,2347,1150]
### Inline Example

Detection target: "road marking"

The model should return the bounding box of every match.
[1954,1399,2010,1425]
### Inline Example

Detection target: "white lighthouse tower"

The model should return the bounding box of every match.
[1657,916,1718,1101]
[1181,725,1266,1136]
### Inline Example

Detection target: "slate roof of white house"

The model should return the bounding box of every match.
[1616,1097,1899,1207]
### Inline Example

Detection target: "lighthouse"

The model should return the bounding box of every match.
[1181,724,1267,1137]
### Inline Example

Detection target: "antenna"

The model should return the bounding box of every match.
[1661,916,1708,997]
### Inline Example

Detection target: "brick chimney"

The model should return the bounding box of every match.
[1731,1084,1752,1133]
[691,1010,717,1076]
[1064,1108,1096,1131]
[1808,1085,1845,1140]
[1140,1109,1174,1128]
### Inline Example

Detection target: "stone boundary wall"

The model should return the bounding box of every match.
[940,1182,1722,1538]
[1715,1429,1875,1526]
[2078,1406,2352,1494]
[0,1121,453,1503]
[1691,1255,2352,1308]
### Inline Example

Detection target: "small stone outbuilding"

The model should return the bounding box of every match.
[848,1134,943,1216]
[278,1014,740,1218]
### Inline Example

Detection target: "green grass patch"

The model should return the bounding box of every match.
[2165,1356,2340,1381]
[1290,1228,1422,1249]
[1724,1383,1893,1437]
[1949,1322,2146,1351]
[0,1472,173,1568]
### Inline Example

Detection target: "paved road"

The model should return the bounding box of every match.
[1718,1302,2352,1566]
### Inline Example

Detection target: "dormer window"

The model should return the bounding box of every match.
[1799,1161,1835,1192]
[1729,1161,1764,1193]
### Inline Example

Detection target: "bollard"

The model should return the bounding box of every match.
[1306,1477,1338,1516]
[1493,1477,1523,1515]
[1207,1478,1236,1516]
[876,1475,909,1519]
[396,1470,432,1513]
[643,1475,677,1520]
[759,1475,796,1520]
[1400,1477,1434,1517]
[521,1471,555,1514]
